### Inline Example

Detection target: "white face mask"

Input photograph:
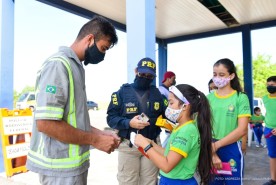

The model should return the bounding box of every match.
[165,106,183,123]
[209,89,216,93]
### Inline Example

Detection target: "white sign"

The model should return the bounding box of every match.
[6,143,30,159]
[2,116,33,135]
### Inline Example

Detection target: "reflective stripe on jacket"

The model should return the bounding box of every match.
[27,56,90,170]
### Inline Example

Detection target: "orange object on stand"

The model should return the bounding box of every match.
[12,134,27,168]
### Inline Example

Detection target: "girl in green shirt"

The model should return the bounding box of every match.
[135,84,213,185]
[207,58,251,185]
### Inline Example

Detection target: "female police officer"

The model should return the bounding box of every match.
[107,57,167,185]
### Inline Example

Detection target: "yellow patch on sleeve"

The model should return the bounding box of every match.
[112,93,118,105]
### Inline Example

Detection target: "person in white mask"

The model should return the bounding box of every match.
[208,78,218,93]
[134,84,213,185]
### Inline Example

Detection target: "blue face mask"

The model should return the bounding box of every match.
[84,42,105,65]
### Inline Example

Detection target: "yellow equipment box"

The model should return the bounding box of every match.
[155,115,175,132]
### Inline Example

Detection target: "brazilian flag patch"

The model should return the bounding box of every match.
[46,85,56,94]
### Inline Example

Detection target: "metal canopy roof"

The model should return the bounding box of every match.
[38,0,276,42]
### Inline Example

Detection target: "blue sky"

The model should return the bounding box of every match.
[14,0,276,102]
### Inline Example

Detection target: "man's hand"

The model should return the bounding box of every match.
[102,130,120,141]
[91,134,119,154]
[129,115,150,130]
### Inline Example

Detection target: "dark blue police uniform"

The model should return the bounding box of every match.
[107,83,166,141]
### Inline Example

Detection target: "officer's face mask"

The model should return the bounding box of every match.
[134,76,153,90]
[84,40,105,66]
[267,85,276,94]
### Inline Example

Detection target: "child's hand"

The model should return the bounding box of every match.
[212,153,222,170]
[241,144,246,155]
[272,129,276,136]
[135,134,150,149]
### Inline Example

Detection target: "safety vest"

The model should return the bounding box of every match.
[119,83,163,140]
[27,56,90,170]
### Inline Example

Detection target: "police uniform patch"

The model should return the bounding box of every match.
[125,102,138,114]
[46,85,56,94]
[112,93,118,105]
[164,99,168,106]
[154,102,160,110]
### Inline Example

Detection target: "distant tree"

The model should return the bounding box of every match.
[14,86,35,105]
[13,90,20,106]
[236,54,276,97]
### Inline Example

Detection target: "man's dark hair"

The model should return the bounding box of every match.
[77,15,118,48]
[267,76,276,82]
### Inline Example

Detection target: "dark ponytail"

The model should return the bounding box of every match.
[176,84,213,185]
[214,58,243,93]
[196,91,213,185]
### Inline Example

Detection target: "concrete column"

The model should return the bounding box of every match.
[158,40,167,86]
[0,0,14,110]
[242,25,253,113]
[126,0,156,83]
[0,0,15,172]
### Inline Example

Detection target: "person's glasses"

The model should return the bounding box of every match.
[138,72,155,80]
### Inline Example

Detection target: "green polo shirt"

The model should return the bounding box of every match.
[160,120,200,180]
[207,91,251,139]
[250,114,265,125]
[262,94,276,128]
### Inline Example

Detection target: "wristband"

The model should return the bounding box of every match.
[144,143,153,153]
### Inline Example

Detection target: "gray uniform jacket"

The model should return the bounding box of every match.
[26,46,91,177]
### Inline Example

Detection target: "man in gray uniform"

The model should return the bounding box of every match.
[26,16,120,185]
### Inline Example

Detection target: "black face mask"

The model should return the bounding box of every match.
[267,85,276,94]
[84,42,105,66]
[134,76,153,90]
[172,80,176,86]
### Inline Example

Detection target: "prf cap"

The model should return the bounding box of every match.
[137,57,156,76]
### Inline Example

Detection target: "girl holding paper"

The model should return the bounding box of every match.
[135,84,213,185]
[207,58,251,185]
